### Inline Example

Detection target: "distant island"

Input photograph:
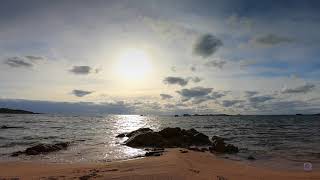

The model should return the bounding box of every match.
[174,113,230,117]
[0,108,38,114]
[174,113,320,117]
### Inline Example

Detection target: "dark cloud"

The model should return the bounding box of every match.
[211,91,226,99]
[177,86,213,98]
[3,55,46,68]
[25,55,45,61]
[245,91,259,97]
[248,95,274,103]
[281,83,315,94]
[69,66,93,75]
[160,94,173,100]
[190,65,196,72]
[205,60,227,69]
[163,76,189,86]
[191,76,202,83]
[72,89,93,97]
[193,34,223,58]
[221,100,244,107]
[4,57,33,68]
[254,34,293,45]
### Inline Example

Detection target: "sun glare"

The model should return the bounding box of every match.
[114,49,152,80]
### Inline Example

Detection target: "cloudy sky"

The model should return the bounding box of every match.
[1,0,320,114]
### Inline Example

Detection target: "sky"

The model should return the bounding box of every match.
[1,0,320,115]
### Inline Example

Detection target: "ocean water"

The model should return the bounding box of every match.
[0,114,320,169]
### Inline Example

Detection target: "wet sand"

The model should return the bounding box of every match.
[0,149,319,180]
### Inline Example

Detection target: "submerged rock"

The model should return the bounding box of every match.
[11,142,70,156]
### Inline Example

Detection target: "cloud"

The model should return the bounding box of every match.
[211,91,226,99]
[69,66,99,75]
[248,95,274,103]
[245,91,259,97]
[25,56,45,61]
[3,55,46,68]
[4,57,33,68]
[171,66,176,72]
[160,94,173,100]
[190,65,196,72]
[163,76,189,86]
[69,66,91,75]
[193,34,223,58]
[281,83,315,94]
[191,76,202,83]
[205,60,227,69]
[192,91,226,104]
[177,86,213,98]
[221,100,244,107]
[226,14,253,29]
[71,89,93,97]
[254,34,293,45]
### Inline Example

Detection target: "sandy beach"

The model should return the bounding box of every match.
[0,149,319,180]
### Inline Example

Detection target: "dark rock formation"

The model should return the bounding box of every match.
[116,128,153,138]
[0,108,38,114]
[119,127,239,154]
[122,127,212,148]
[211,136,239,154]
[247,155,256,160]
[11,142,70,156]
[125,132,167,147]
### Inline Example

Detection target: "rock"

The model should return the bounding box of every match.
[191,133,211,145]
[124,127,212,148]
[200,147,208,152]
[158,127,182,138]
[183,128,198,136]
[116,133,126,138]
[145,148,165,157]
[247,155,256,160]
[116,128,153,138]
[188,146,204,152]
[179,149,188,153]
[11,142,70,156]
[211,136,239,154]
[125,132,167,148]
[224,144,239,153]
[145,152,162,157]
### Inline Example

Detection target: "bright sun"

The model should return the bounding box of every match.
[114,49,152,80]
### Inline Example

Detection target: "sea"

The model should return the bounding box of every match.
[0,114,319,170]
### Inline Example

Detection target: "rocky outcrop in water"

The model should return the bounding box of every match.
[210,136,239,154]
[117,127,238,154]
[11,142,70,156]
[123,127,212,148]
[116,128,153,138]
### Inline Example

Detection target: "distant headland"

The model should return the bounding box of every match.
[0,108,39,114]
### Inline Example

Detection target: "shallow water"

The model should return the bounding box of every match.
[0,114,319,169]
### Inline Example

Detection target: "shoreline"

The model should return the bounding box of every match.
[0,149,319,180]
